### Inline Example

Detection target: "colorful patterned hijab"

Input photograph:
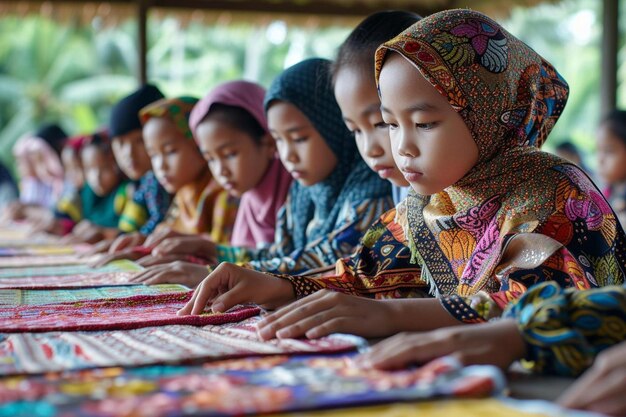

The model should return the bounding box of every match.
[139,97,236,239]
[190,80,292,248]
[265,58,391,248]
[375,9,625,296]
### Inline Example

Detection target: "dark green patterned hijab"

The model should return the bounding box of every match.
[265,58,390,248]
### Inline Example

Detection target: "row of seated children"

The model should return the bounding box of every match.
[1,8,625,416]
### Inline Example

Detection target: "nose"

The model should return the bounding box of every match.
[215,159,230,178]
[279,141,298,165]
[395,128,419,159]
[363,131,384,159]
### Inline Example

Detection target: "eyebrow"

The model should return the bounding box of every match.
[381,102,438,114]
[269,126,308,135]
[343,103,382,123]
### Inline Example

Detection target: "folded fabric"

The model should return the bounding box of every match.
[0,270,141,289]
[0,284,188,306]
[0,292,259,333]
[0,260,139,279]
[0,355,504,416]
[0,316,362,375]
[0,253,101,268]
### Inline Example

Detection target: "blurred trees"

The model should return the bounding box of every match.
[0,0,623,174]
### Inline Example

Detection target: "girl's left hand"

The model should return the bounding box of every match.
[356,319,526,370]
[256,290,396,341]
[128,261,209,287]
[558,341,626,416]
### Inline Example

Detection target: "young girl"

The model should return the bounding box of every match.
[36,134,88,235]
[332,10,420,205]
[95,97,239,267]
[597,110,626,228]
[179,10,626,342]
[64,131,132,243]
[151,58,392,277]
[3,124,67,223]
[129,82,291,285]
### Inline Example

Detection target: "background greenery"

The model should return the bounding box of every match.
[0,0,624,176]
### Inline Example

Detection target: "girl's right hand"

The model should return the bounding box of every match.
[109,232,147,253]
[176,263,295,316]
[128,261,209,287]
[151,235,217,263]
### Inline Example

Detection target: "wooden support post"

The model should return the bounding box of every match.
[137,0,148,85]
[601,0,618,117]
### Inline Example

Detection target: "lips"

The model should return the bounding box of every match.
[401,167,423,182]
[373,165,395,179]
[290,170,304,179]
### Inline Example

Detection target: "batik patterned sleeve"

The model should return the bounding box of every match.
[119,172,172,235]
[503,281,626,376]
[269,207,429,299]
[217,196,394,275]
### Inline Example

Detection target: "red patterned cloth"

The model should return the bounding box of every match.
[0,292,259,333]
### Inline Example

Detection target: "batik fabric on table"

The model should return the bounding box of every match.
[0,355,504,416]
[272,9,626,322]
[0,316,361,374]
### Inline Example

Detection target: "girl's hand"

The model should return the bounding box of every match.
[176,263,295,316]
[256,290,397,341]
[137,254,188,267]
[89,248,145,268]
[558,342,626,416]
[128,261,209,287]
[357,319,526,370]
[144,227,186,248]
[80,238,113,257]
[109,232,146,253]
[151,235,217,263]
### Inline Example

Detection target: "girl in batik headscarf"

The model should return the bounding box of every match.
[179,10,625,342]
[94,97,239,268]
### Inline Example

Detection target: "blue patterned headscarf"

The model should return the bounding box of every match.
[265,58,390,247]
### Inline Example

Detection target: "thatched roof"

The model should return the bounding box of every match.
[0,0,558,27]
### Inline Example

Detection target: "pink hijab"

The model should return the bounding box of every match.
[189,80,292,248]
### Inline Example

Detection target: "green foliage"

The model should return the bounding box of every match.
[0,0,620,179]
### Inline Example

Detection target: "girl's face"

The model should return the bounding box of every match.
[378,54,478,195]
[334,66,409,188]
[196,119,275,198]
[143,118,207,194]
[111,129,152,181]
[596,124,626,185]
[267,101,338,187]
[61,147,84,189]
[81,146,121,197]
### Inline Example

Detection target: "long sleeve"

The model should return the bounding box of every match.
[271,207,429,299]
[503,281,626,376]
[218,196,393,275]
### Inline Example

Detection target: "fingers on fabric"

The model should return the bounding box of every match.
[177,263,232,316]
[257,290,347,341]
